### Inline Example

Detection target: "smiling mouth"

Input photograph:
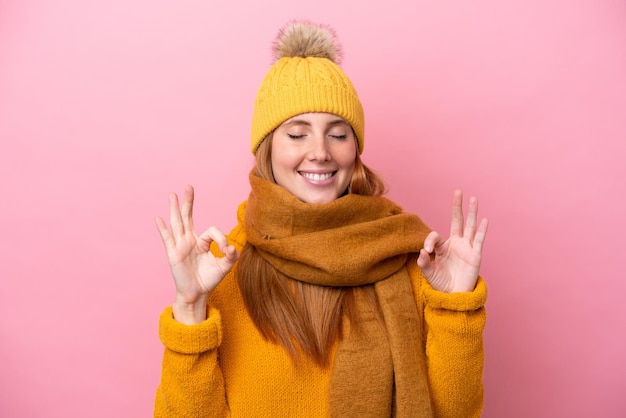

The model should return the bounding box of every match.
[300,171,335,181]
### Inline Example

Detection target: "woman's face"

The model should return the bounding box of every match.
[271,112,357,204]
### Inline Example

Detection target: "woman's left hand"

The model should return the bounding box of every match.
[417,190,489,293]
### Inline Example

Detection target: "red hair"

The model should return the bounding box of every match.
[237,134,386,367]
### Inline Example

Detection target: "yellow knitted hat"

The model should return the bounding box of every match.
[250,21,365,154]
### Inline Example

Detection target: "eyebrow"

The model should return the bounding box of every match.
[282,118,349,128]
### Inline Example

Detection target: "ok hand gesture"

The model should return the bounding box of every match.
[417,190,488,293]
[155,185,239,324]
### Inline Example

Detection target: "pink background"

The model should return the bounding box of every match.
[1,0,625,416]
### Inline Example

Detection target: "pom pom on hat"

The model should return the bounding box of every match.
[272,20,343,64]
[250,20,364,155]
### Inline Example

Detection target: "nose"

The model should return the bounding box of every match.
[307,134,331,161]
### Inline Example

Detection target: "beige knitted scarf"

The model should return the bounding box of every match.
[244,174,434,417]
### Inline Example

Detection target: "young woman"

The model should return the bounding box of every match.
[154,21,488,418]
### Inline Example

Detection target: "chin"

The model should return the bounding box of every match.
[299,193,339,205]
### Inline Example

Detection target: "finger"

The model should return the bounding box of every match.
[197,226,228,253]
[206,228,239,264]
[198,227,239,268]
[423,230,443,253]
[169,192,185,240]
[450,189,464,237]
[155,216,175,252]
[196,228,216,252]
[181,185,195,233]
[222,245,240,263]
[416,249,434,276]
[472,218,489,254]
[463,196,478,241]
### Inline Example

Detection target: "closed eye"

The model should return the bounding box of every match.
[287,133,305,139]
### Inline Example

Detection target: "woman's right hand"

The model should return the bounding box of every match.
[155,185,239,325]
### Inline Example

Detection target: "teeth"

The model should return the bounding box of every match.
[302,172,332,181]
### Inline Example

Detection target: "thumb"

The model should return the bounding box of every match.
[416,248,435,279]
[221,245,239,265]
[214,245,239,278]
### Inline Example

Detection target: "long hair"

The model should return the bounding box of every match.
[238,133,386,367]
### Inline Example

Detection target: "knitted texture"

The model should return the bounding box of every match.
[244,174,433,417]
[154,201,487,417]
[250,22,365,154]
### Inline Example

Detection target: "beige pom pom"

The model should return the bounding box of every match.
[272,20,343,64]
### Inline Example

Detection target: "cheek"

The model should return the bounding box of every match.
[335,144,357,168]
[271,146,298,174]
